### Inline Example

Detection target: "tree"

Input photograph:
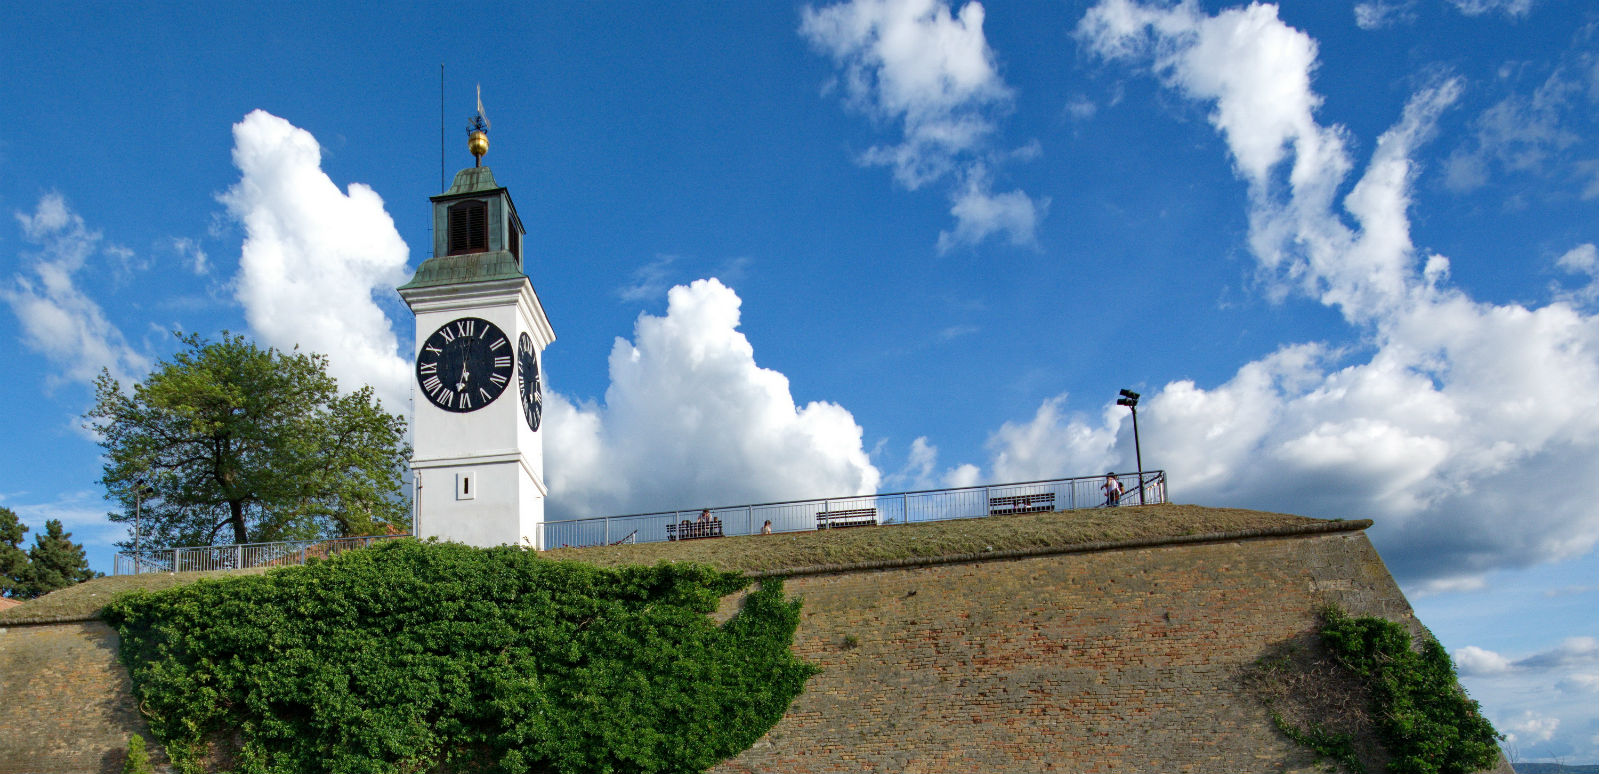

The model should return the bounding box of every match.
[86,332,411,548]
[24,519,99,596]
[0,507,30,598]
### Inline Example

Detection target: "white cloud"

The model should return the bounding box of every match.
[219,110,412,411]
[1455,645,1515,675]
[544,278,880,519]
[1504,710,1560,745]
[1447,0,1534,18]
[1513,637,1599,671]
[0,489,128,556]
[1353,1,1416,30]
[169,237,209,275]
[2,193,149,388]
[617,254,679,303]
[937,165,1049,252]
[1445,65,1584,194]
[938,2,1600,590]
[802,0,1046,248]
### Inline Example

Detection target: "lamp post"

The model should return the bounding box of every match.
[1116,389,1145,505]
[131,479,154,569]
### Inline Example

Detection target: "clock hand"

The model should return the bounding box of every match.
[457,364,470,392]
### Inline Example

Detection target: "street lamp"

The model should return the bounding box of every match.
[1116,389,1146,505]
[131,479,154,567]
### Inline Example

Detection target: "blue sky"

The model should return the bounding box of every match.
[2,0,1595,761]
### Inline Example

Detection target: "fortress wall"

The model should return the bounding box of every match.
[715,529,1419,774]
[0,620,146,774]
[0,524,1482,774]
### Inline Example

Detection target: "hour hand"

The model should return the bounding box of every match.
[457,365,470,391]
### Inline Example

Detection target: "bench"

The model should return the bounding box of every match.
[816,507,877,529]
[988,492,1056,515]
[666,519,724,541]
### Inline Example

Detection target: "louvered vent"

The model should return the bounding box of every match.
[448,200,488,255]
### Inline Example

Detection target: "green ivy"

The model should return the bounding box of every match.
[103,540,817,774]
[1271,712,1364,773]
[1318,607,1502,774]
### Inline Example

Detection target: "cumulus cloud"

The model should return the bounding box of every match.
[921,1,1600,590]
[1454,644,1515,676]
[219,110,413,411]
[543,278,880,519]
[801,0,1046,248]
[2,194,149,388]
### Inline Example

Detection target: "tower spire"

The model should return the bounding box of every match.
[468,84,491,166]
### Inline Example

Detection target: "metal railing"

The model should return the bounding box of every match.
[112,471,1167,572]
[114,534,410,575]
[543,471,1167,549]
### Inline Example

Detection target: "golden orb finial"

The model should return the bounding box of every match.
[468,128,489,164]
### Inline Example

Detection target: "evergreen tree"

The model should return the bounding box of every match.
[24,519,99,597]
[0,507,29,598]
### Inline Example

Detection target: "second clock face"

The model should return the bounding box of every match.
[416,317,513,412]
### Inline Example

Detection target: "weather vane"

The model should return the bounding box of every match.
[467,84,491,166]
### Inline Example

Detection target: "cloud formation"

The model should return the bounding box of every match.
[801,0,1047,250]
[219,110,413,411]
[3,194,149,388]
[544,278,880,519]
[929,1,1600,593]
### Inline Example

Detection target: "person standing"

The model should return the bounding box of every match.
[1101,473,1124,507]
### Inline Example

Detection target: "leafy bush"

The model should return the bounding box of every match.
[1319,607,1501,774]
[123,733,154,774]
[103,540,816,774]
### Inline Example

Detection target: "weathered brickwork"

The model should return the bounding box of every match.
[0,526,1504,773]
[0,621,148,774]
[714,530,1440,774]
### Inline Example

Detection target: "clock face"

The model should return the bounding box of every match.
[416,317,513,412]
[518,333,542,431]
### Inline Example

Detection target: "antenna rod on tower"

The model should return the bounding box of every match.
[440,64,446,190]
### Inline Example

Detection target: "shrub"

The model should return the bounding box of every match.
[1318,607,1502,774]
[122,733,153,774]
[103,540,816,774]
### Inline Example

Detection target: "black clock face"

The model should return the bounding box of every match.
[518,333,542,431]
[416,317,513,412]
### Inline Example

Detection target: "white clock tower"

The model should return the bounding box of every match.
[398,114,554,549]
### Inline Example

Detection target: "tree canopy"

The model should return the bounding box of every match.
[1,508,99,599]
[86,332,410,548]
[0,507,32,597]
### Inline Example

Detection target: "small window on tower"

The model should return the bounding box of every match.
[448,200,488,255]
[508,222,521,263]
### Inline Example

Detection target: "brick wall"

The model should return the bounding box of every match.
[714,529,1483,774]
[0,620,149,774]
[0,527,1508,773]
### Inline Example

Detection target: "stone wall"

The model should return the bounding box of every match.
[0,620,148,774]
[0,523,1506,773]
[713,527,1455,773]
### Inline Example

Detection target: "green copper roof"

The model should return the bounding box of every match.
[433,166,503,199]
[398,250,526,291]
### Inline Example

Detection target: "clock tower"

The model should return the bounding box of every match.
[398,111,554,549]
